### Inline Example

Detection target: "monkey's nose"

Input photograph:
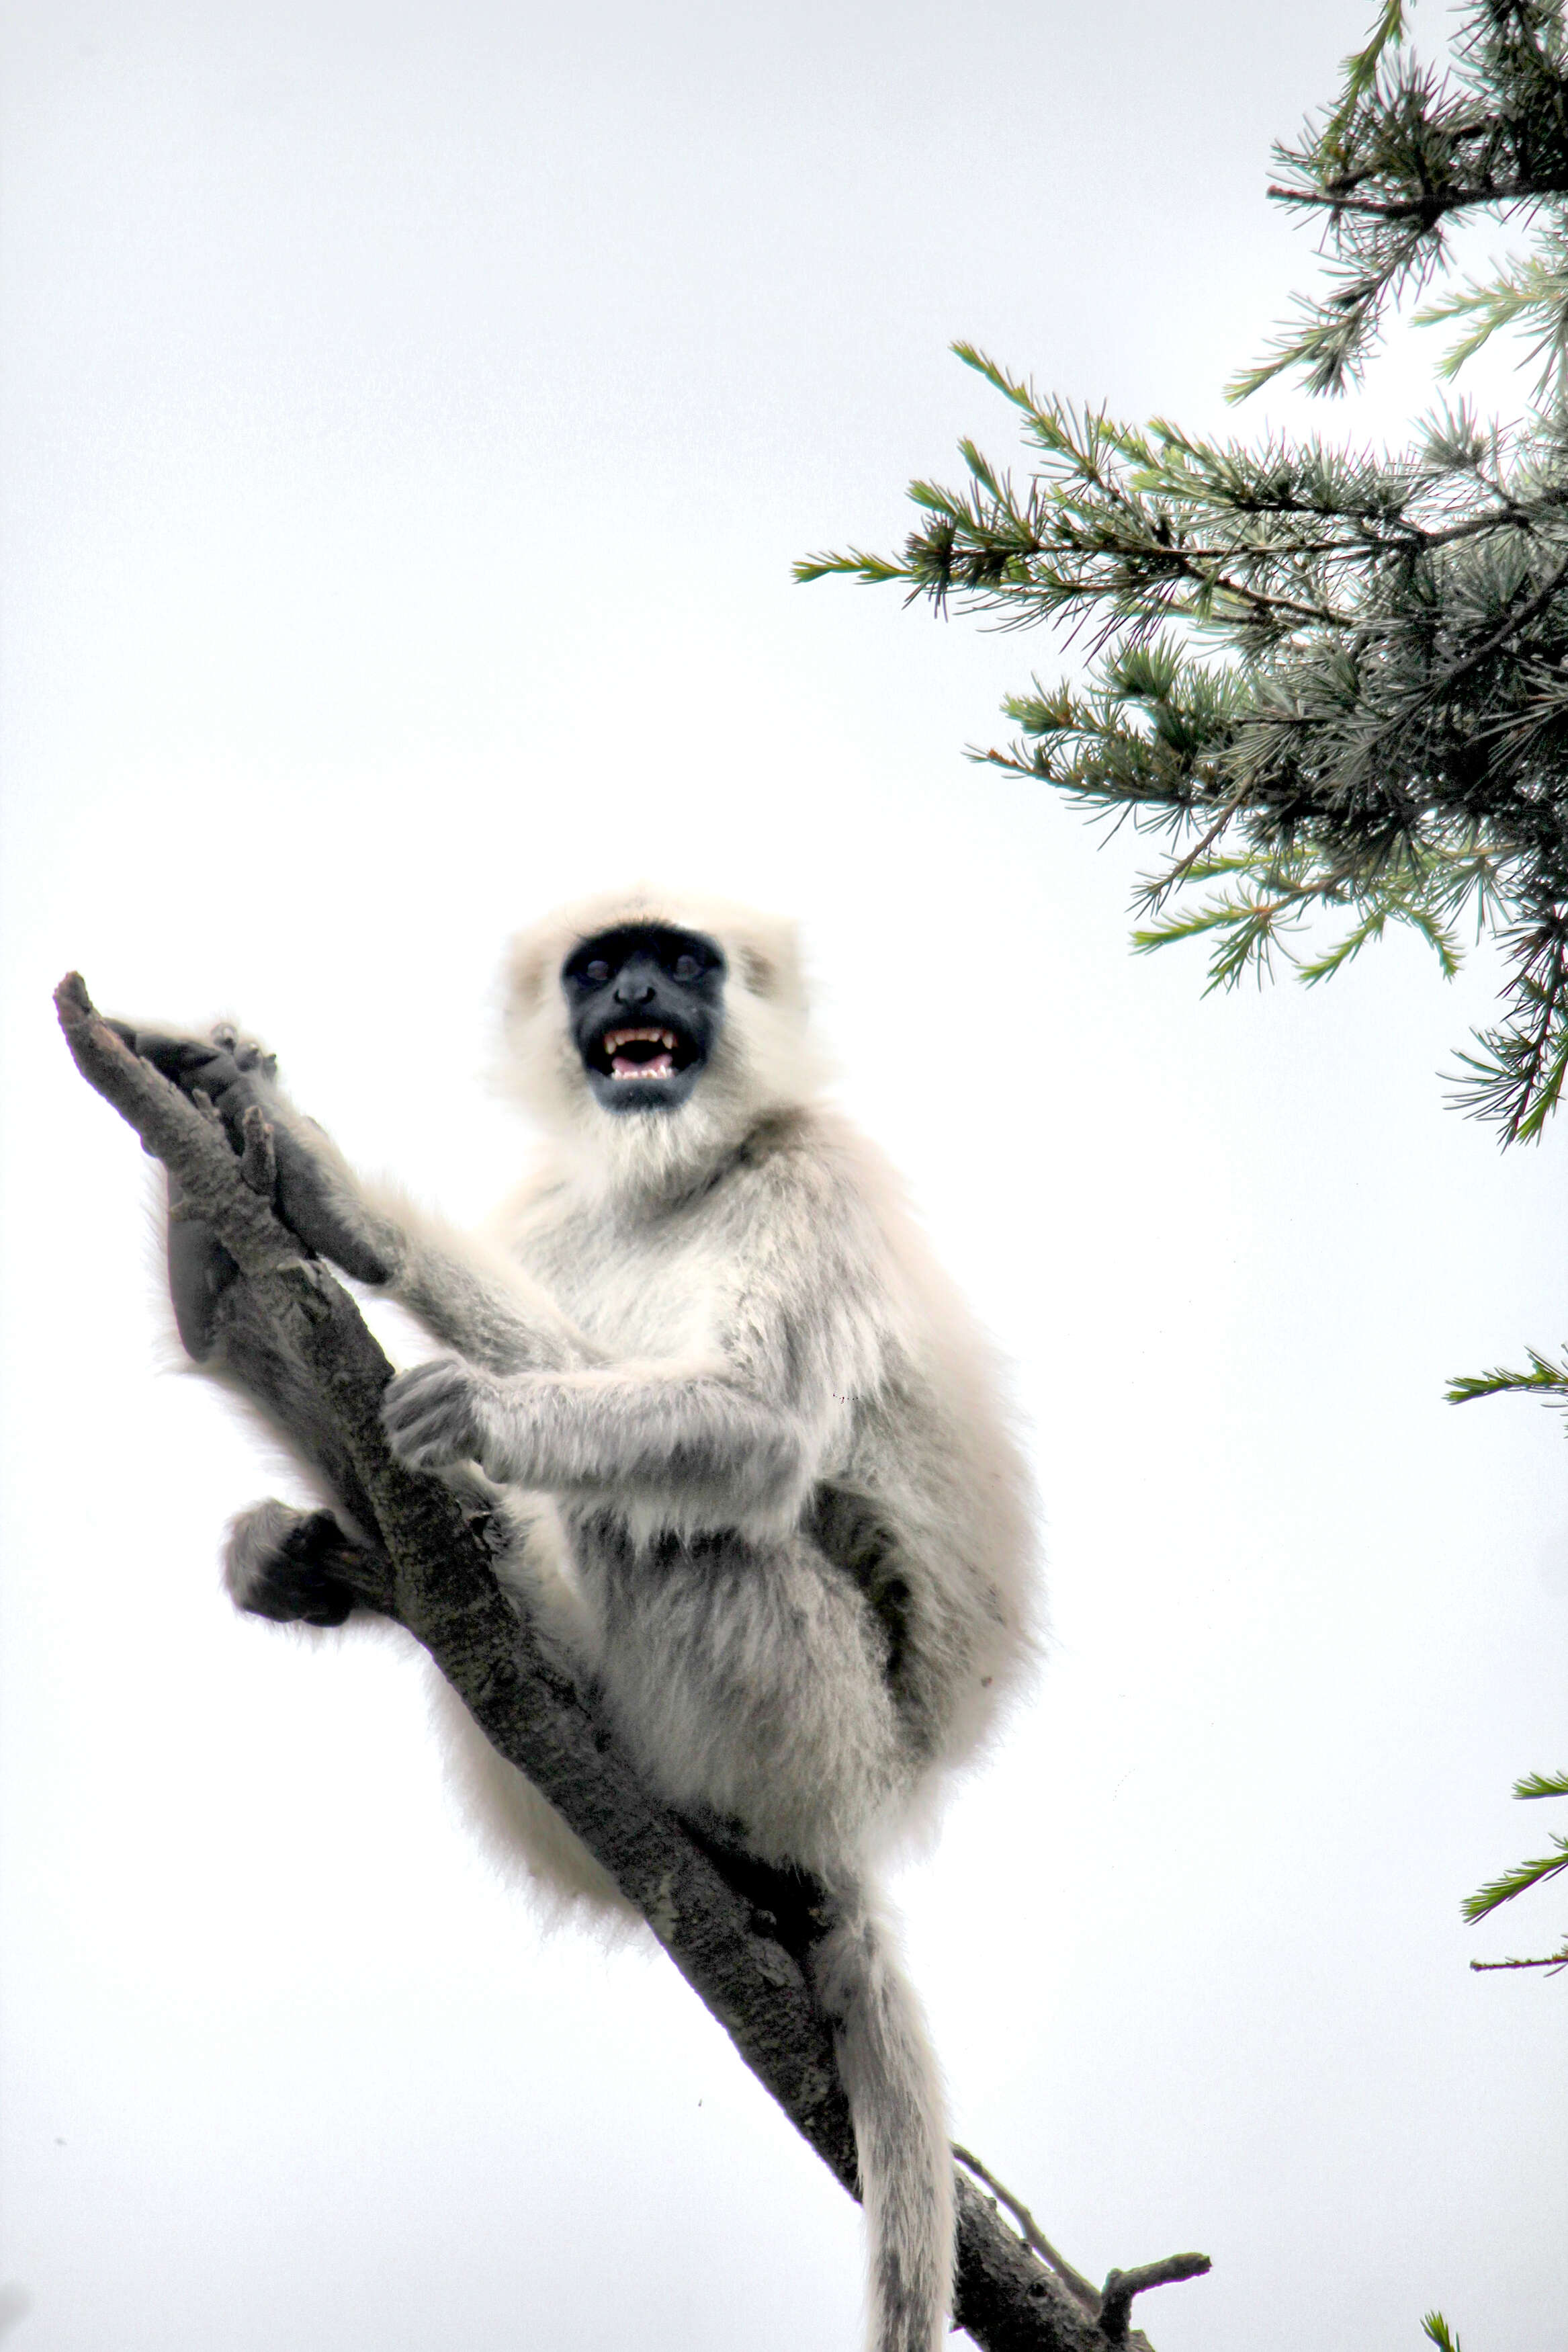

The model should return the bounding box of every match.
[615,979,657,1006]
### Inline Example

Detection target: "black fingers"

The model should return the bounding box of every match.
[129,1028,264,1154]
[126,1024,393,1286]
[269,1130,393,1286]
[140,1030,273,1358]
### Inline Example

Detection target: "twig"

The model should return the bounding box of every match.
[1471,1949,1568,1974]
[58,972,1138,2352]
[953,2146,1100,2310]
[1264,177,1547,221]
[952,2145,1212,2345]
[1143,783,1258,912]
[1416,552,1568,704]
[1098,2257,1214,2346]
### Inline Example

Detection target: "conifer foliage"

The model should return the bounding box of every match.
[803,1,1568,2209]
[801,0,1568,1145]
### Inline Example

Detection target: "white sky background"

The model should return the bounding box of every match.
[2,1,1566,2347]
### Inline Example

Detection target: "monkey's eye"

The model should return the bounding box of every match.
[583,960,611,986]
[672,954,701,983]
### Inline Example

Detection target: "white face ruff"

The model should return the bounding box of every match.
[500,888,828,1197]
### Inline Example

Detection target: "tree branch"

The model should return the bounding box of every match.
[1264,177,1554,221]
[953,2147,1213,2345]
[58,974,1207,2352]
[1412,552,1568,704]
[1098,2256,1215,2346]
[953,2145,1101,2311]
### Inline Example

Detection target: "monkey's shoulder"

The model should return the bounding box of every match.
[719,1107,916,1258]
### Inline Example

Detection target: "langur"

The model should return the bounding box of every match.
[123,890,1039,2352]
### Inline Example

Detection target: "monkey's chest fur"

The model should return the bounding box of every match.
[503,1183,937,1859]
[520,1188,736,1362]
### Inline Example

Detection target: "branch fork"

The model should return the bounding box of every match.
[953,2148,1211,2345]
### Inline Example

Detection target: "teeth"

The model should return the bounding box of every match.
[600,1024,681,1081]
[602,1027,678,1053]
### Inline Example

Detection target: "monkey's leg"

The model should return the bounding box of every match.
[165,1185,242,1361]
[205,1265,398,1628]
[200,1271,390,1550]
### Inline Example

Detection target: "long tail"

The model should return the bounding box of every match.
[812,1884,954,2352]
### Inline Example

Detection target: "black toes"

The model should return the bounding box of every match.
[126,1024,392,1285]
[240,1509,361,1627]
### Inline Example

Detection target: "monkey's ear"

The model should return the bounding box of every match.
[738,947,775,995]
[505,937,554,1013]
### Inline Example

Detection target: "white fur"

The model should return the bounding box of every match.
[209,891,1040,2352]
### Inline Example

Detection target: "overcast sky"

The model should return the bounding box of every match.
[3,3,1566,2349]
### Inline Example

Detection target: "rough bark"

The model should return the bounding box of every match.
[57,972,1201,2352]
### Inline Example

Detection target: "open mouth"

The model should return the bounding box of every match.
[590,1024,697,1082]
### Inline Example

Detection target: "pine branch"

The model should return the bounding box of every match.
[1233,3,1568,397]
[801,363,1568,1137]
[57,972,1197,2352]
[1460,1764,1568,1972]
[795,9,1568,1142]
[1446,1343,1568,1409]
[1463,1837,1568,1920]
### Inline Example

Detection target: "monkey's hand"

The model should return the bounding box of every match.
[114,1020,398,1290]
[382,1358,508,1476]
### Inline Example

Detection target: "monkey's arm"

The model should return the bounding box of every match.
[384,1146,885,1517]
[123,1025,599,1375]
[365,1189,605,1376]
[382,1357,814,1517]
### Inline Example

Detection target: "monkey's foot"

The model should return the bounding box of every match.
[223,1501,366,1627]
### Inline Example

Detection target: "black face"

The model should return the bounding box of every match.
[561,924,727,1115]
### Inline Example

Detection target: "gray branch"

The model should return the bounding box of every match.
[56,970,1206,2352]
[1098,2258,1214,2347]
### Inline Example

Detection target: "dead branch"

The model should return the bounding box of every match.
[1098,2256,1213,2346]
[953,2146,1212,2346]
[57,970,1207,2352]
[953,2145,1101,2310]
